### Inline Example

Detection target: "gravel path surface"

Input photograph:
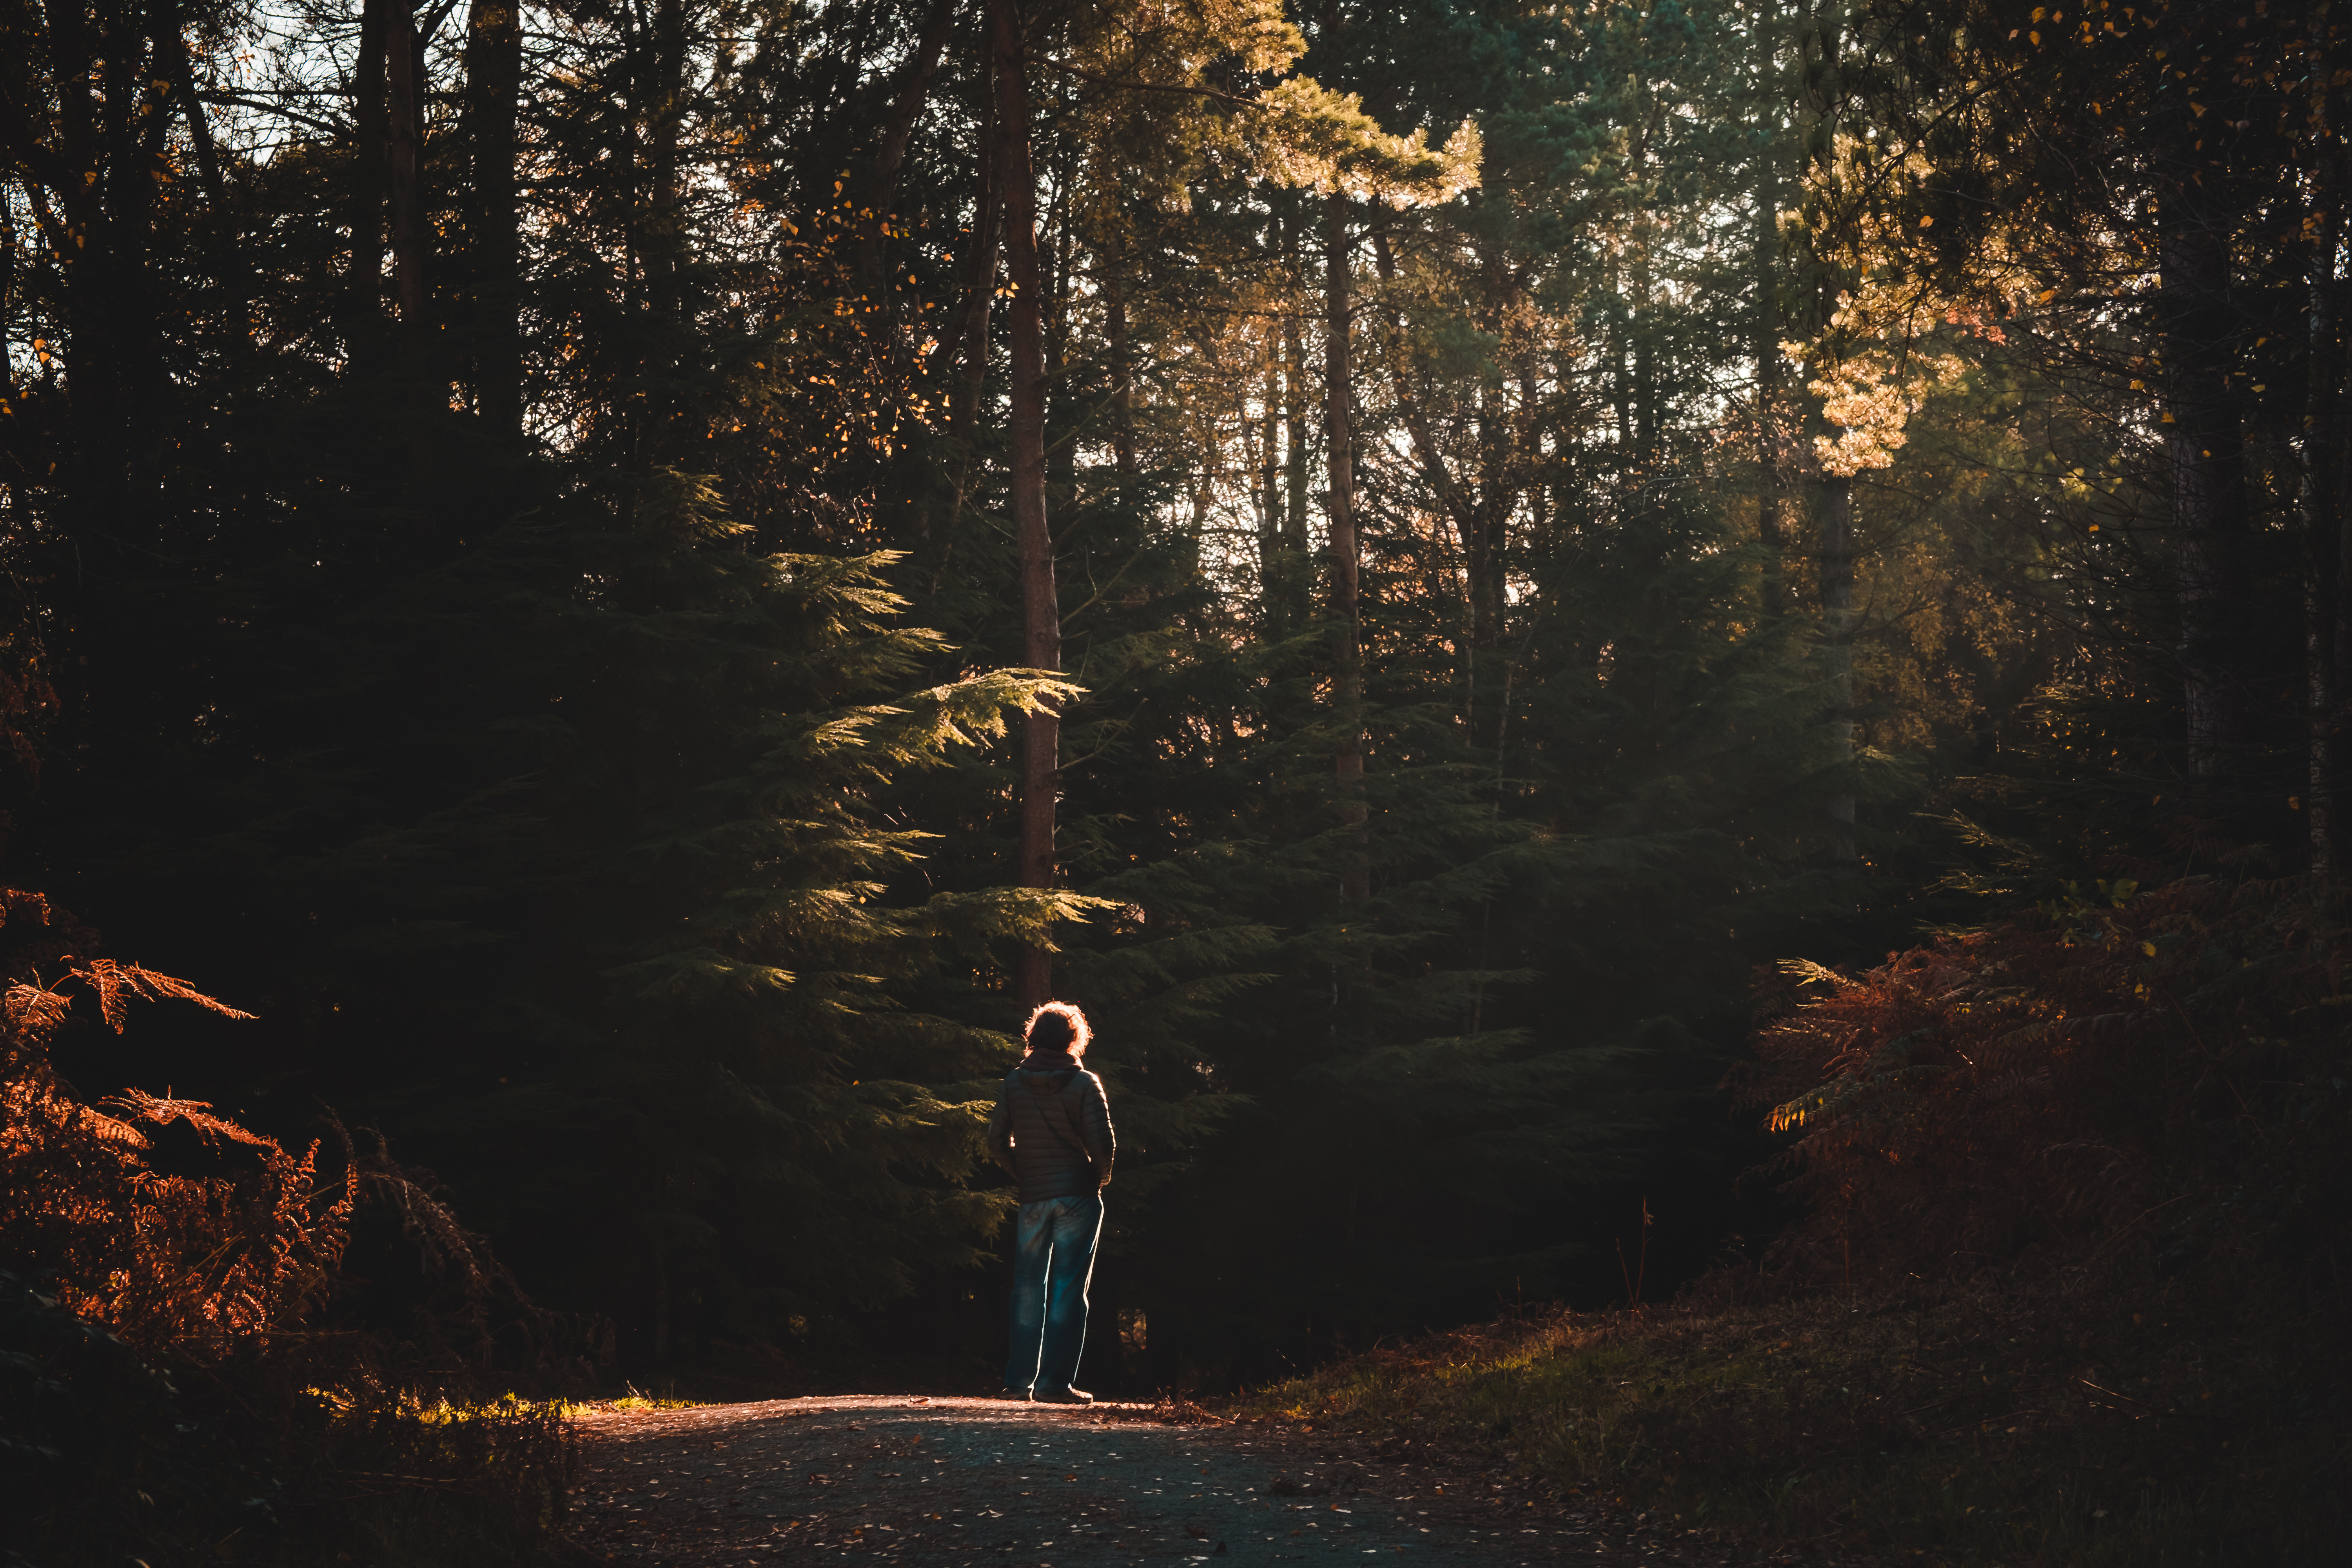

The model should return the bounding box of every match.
[562,1396,1777,1568]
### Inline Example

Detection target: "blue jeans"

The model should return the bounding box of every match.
[1004,1192,1102,1393]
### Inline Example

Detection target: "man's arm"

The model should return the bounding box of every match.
[986,1084,1020,1177]
[1076,1071,1115,1186]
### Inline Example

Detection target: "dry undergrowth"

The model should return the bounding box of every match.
[0,887,590,1566]
[1243,1289,2347,1565]
[1247,872,2352,1567]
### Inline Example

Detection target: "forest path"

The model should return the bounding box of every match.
[562,1395,1772,1568]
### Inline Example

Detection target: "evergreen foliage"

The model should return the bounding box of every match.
[3,0,2345,1404]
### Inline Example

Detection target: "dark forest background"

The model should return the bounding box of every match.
[3,0,2346,1403]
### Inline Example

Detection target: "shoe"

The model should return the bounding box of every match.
[999,1386,1033,1401]
[1036,1386,1094,1404]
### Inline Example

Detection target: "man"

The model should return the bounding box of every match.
[987,1000,1113,1403]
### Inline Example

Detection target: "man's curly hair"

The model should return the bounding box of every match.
[1023,1000,1093,1058]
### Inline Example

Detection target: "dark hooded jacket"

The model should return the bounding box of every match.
[986,1051,1115,1203]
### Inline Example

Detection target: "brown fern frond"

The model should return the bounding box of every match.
[5,981,73,1041]
[1741,871,2351,1298]
[109,1090,281,1150]
[73,958,257,1031]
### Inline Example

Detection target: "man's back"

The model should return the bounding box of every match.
[988,1050,1114,1203]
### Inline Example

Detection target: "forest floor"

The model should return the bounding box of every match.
[558,1395,1823,1568]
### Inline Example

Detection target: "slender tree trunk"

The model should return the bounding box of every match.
[1284,299,1312,590]
[1798,0,1856,871]
[117,12,169,425]
[989,0,1060,1007]
[859,0,955,290]
[1372,223,1487,732]
[1043,148,1076,504]
[1816,468,1857,868]
[1108,269,1136,488]
[45,0,128,513]
[1631,246,1659,464]
[1325,196,1367,901]
[347,0,393,358]
[1260,345,1285,634]
[1466,249,1509,702]
[386,10,426,329]
[162,20,225,211]
[160,13,247,342]
[1753,0,1788,616]
[466,0,524,432]
[2160,198,2251,782]
[2305,195,2345,880]
[647,0,687,331]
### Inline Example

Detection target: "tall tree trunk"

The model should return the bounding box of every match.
[1799,0,1856,871]
[2160,197,2251,782]
[1631,245,1659,464]
[161,19,225,210]
[44,0,135,530]
[1284,299,1312,606]
[1325,196,1367,901]
[1260,344,1285,634]
[1753,0,1788,617]
[116,8,170,428]
[2304,194,2345,880]
[859,0,955,291]
[347,0,393,358]
[1108,269,1136,488]
[466,0,524,432]
[386,9,426,329]
[1816,468,1857,868]
[989,0,1060,1007]
[1043,147,1076,505]
[647,0,687,332]
[1467,245,1510,699]
[1372,224,1486,729]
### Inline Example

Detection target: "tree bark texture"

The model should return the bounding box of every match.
[647,0,688,330]
[989,0,1060,1007]
[1753,0,1789,617]
[44,0,120,457]
[466,0,524,432]
[348,0,394,356]
[1326,197,1368,901]
[1283,301,1312,610]
[2305,193,2347,880]
[1817,468,1857,869]
[2160,201,2252,782]
[386,10,427,328]
[1259,347,1284,632]
[1109,273,1136,487]
[1797,1,1855,871]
